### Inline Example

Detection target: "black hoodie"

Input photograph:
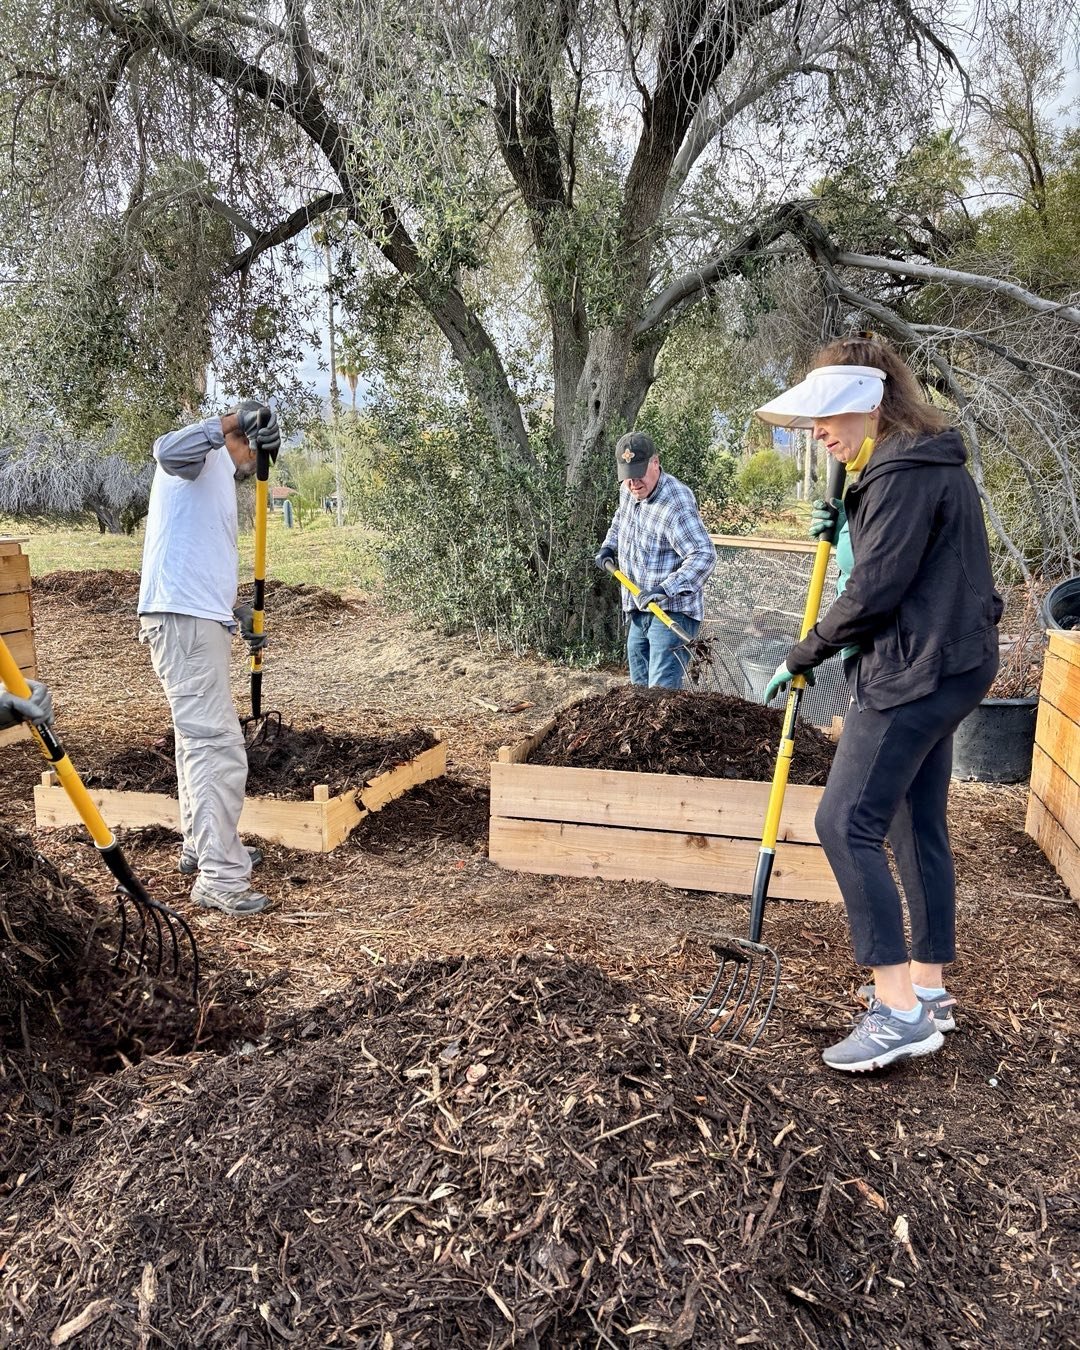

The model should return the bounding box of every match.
[787,429,1003,711]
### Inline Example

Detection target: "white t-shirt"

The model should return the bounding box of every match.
[138,418,240,622]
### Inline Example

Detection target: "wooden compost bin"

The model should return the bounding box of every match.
[0,538,37,750]
[1027,631,1080,896]
[490,723,841,902]
[35,732,448,853]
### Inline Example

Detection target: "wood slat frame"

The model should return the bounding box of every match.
[490,729,840,902]
[34,734,448,853]
[1026,631,1080,897]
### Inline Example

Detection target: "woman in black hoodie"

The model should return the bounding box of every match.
[757,337,1002,1073]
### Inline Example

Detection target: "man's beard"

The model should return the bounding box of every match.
[234,465,257,481]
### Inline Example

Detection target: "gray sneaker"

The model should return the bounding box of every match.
[179,846,264,876]
[858,983,957,1032]
[191,881,269,916]
[823,999,944,1073]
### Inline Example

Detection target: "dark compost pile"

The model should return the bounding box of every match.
[532,687,836,784]
[86,725,438,799]
[0,826,262,1195]
[2,953,1071,1349]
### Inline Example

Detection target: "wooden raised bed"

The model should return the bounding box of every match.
[490,722,841,902]
[0,539,36,750]
[1027,631,1080,896]
[35,732,448,853]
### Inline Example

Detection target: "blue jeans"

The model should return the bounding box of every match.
[626,611,700,689]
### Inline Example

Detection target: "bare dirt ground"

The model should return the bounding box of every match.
[1,572,1077,1348]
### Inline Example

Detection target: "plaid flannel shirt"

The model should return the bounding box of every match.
[601,471,717,621]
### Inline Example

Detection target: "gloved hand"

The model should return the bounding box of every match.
[232,604,268,653]
[634,588,668,612]
[763,663,815,703]
[0,678,54,730]
[231,400,280,462]
[594,545,617,573]
[809,497,845,541]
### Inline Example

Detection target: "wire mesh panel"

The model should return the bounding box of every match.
[692,535,850,729]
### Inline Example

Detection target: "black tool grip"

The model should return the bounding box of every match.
[817,455,847,547]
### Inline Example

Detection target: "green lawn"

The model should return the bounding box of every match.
[0,513,380,593]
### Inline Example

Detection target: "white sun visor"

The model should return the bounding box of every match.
[755,364,886,428]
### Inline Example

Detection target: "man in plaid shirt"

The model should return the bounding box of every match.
[596,432,717,688]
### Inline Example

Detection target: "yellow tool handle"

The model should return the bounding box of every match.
[607,564,694,643]
[0,637,115,849]
[759,456,846,852]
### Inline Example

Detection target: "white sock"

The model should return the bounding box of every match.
[888,1003,923,1023]
[913,983,947,999]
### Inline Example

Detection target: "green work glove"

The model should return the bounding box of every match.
[763,663,815,704]
[809,497,845,541]
[231,400,279,460]
[0,678,54,730]
[634,588,668,612]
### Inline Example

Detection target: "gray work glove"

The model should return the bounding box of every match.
[634,588,668,612]
[0,678,54,730]
[232,604,268,653]
[231,400,280,462]
[809,497,845,541]
[595,545,617,573]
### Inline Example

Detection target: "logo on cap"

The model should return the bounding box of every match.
[620,448,635,462]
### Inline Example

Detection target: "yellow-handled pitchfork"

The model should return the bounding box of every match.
[685,452,847,1047]
[0,637,200,1002]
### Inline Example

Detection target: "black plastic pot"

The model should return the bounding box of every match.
[951,697,1038,783]
[1043,577,1080,631]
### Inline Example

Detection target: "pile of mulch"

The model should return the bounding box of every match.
[2,953,1071,1348]
[355,777,490,860]
[235,578,357,619]
[532,687,835,784]
[0,825,263,1195]
[35,570,355,621]
[33,568,141,609]
[86,725,438,799]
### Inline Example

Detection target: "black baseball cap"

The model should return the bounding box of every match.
[615,431,657,481]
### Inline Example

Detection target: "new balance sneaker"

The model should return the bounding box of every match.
[191,881,269,916]
[858,983,957,1032]
[823,1000,945,1073]
[179,847,264,876]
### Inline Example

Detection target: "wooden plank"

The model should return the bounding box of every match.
[0,722,31,748]
[0,553,30,595]
[0,539,27,556]
[1029,746,1080,844]
[0,629,36,671]
[1034,699,1080,784]
[0,592,32,633]
[489,817,841,902]
[359,738,447,813]
[498,719,555,765]
[709,534,818,555]
[1025,793,1080,898]
[1039,650,1080,724]
[1048,630,1080,669]
[491,762,824,844]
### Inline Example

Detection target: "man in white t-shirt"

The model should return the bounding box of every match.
[138,402,280,917]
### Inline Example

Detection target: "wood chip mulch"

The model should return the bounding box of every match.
[532,687,836,784]
[4,950,1073,1348]
[84,725,438,800]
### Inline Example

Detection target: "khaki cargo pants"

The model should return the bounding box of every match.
[140,613,252,893]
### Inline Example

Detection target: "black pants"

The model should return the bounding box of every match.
[815,655,998,968]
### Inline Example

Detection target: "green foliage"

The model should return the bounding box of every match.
[352,381,619,659]
[735,450,800,513]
